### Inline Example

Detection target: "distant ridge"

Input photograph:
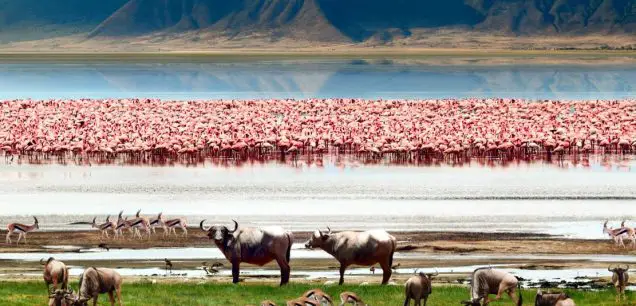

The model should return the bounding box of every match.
[88,0,348,41]
[2,0,636,46]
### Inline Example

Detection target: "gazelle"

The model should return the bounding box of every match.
[132,210,152,238]
[6,216,39,244]
[621,220,636,248]
[91,216,117,239]
[603,221,628,248]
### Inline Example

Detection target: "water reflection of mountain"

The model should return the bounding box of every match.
[0,61,635,99]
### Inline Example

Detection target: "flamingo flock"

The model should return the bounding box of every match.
[0,98,634,166]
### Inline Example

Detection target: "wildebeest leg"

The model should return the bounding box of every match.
[116,285,123,306]
[414,296,421,306]
[108,291,115,306]
[482,295,490,306]
[379,261,391,285]
[232,261,240,284]
[93,296,98,306]
[338,263,348,285]
[421,296,428,306]
[403,294,410,306]
[275,257,290,286]
[507,289,518,305]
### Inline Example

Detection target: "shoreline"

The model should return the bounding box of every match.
[1,50,636,65]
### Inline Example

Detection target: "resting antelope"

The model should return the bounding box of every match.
[6,216,39,244]
[339,292,366,306]
[609,264,630,301]
[303,288,334,305]
[603,221,628,248]
[91,216,117,239]
[287,296,319,306]
[534,290,576,306]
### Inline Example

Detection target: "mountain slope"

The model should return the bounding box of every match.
[89,0,347,41]
[2,0,636,46]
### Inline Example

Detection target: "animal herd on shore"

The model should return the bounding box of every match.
[0,99,634,166]
[7,216,636,305]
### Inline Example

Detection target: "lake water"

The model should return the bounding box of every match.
[2,60,636,100]
[0,160,634,238]
[0,60,634,239]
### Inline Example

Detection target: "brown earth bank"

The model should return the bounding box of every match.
[0,229,628,256]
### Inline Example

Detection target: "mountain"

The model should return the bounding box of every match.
[2,0,636,46]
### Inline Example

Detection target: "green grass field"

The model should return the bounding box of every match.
[0,281,632,305]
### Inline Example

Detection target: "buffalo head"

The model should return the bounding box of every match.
[305,227,332,249]
[200,220,238,242]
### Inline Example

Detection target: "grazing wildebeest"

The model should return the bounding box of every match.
[42,257,69,294]
[304,227,396,285]
[303,288,334,305]
[48,288,76,306]
[609,264,630,301]
[73,267,123,306]
[338,292,367,306]
[534,289,576,306]
[460,268,522,306]
[404,270,438,306]
[199,219,293,285]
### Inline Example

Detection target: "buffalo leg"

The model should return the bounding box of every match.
[338,264,348,285]
[232,261,240,284]
[275,257,290,286]
[379,261,391,285]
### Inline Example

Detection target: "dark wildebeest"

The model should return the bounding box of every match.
[304,227,396,285]
[460,268,522,306]
[199,219,293,285]
[42,257,69,294]
[609,264,630,301]
[534,289,576,306]
[404,270,438,306]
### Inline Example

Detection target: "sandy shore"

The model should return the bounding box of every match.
[0,230,627,255]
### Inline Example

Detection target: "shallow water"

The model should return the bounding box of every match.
[1,161,634,238]
[2,61,636,100]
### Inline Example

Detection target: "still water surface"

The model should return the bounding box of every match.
[1,60,636,99]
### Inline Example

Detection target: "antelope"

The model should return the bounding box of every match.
[339,292,366,306]
[609,264,630,301]
[115,215,138,239]
[91,216,116,239]
[303,288,334,305]
[621,220,636,248]
[535,290,576,306]
[6,216,39,244]
[132,209,152,238]
[153,213,188,237]
[287,297,319,306]
[603,221,628,248]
